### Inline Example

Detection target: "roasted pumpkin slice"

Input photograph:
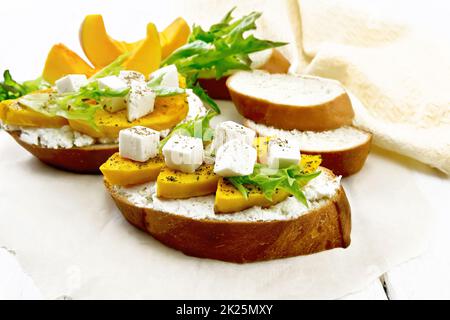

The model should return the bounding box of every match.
[214,178,289,214]
[157,164,219,199]
[69,94,188,138]
[160,17,190,59]
[123,23,161,76]
[79,14,125,68]
[1,100,68,128]
[42,43,95,84]
[100,153,165,186]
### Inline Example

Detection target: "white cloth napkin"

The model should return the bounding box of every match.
[291,0,450,174]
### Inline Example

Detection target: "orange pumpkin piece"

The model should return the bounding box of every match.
[214,178,290,213]
[42,44,95,84]
[160,17,190,58]
[69,94,188,138]
[123,23,161,76]
[156,164,219,199]
[79,14,125,68]
[100,153,165,186]
[0,99,68,128]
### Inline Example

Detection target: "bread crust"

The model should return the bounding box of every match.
[301,134,372,176]
[105,174,351,263]
[228,79,355,131]
[254,48,291,74]
[198,76,231,100]
[244,119,371,176]
[8,130,117,174]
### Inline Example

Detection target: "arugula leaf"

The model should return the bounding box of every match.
[89,52,130,80]
[159,110,217,150]
[163,9,287,76]
[162,41,213,67]
[162,8,288,113]
[150,86,185,97]
[227,164,321,207]
[0,70,50,101]
[191,82,220,113]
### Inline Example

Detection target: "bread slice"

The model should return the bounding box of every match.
[105,168,351,263]
[227,71,355,131]
[198,49,291,100]
[8,131,117,173]
[245,119,372,177]
[250,48,291,73]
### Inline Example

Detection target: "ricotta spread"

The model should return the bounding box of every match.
[19,126,95,149]
[246,119,370,151]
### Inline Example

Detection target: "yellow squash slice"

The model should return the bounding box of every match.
[69,94,189,138]
[100,153,165,186]
[214,178,290,213]
[0,100,68,128]
[157,164,219,199]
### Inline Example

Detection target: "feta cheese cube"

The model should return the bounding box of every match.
[55,74,88,93]
[214,139,257,177]
[162,134,204,173]
[97,76,128,91]
[119,70,146,85]
[149,65,179,88]
[119,126,160,162]
[126,83,156,122]
[212,121,256,153]
[103,96,128,113]
[97,76,129,113]
[265,138,301,169]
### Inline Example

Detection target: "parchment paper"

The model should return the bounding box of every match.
[0,100,433,299]
[0,0,438,299]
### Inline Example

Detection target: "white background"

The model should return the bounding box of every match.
[1,0,450,299]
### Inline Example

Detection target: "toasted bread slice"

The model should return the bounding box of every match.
[244,119,372,177]
[228,71,355,131]
[198,49,291,100]
[8,130,117,173]
[105,168,351,263]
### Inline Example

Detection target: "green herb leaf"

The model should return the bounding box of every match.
[163,9,287,79]
[227,176,250,199]
[0,70,50,101]
[90,52,130,80]
[162,41,212,67]
[162,8,288,114]
[150,86,185,97]
[191,83,220,113]
[159,110,217,150]
[226,164,321,207]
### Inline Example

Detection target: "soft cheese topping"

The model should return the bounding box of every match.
[246,119,370,151]
[19,126,96,148]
